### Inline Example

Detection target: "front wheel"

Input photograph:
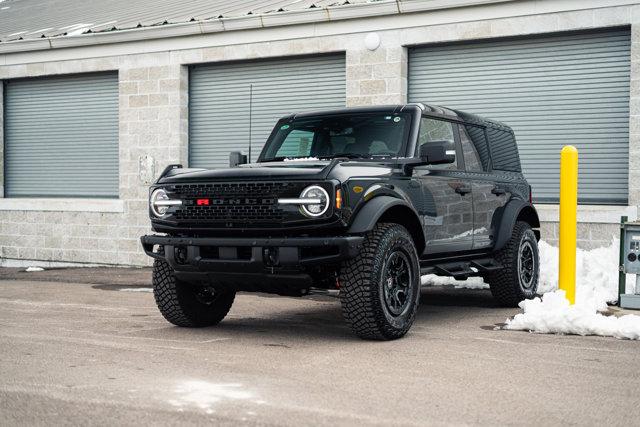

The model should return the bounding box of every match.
[152,259,236,327]
[487,221,539,307]
[339,223,421,340]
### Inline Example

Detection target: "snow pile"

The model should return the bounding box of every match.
[537,239,620,303]
[505,290,640,340]
[25,266,44,272]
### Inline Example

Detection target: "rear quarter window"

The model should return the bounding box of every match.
[488,127,521,172]
[462,125,490,171]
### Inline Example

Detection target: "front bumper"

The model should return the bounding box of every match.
[140,234,364,274]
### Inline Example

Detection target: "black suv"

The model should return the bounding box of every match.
[141,104,540,340]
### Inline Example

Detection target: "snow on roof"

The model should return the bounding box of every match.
[0,0,373,43]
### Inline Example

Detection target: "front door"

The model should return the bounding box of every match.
[415,117,474,255]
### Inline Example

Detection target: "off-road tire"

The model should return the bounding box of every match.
[339,223,421,340]
[487,221,539,307]
[152,258,235,327]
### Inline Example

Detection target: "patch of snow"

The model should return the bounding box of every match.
[67,27,91,36]
[505,290,640,340]
[169,381,254,413]
[119,287,153,293]
[25,266,44,272]
[421,274,488,289]
[283,157,320,162]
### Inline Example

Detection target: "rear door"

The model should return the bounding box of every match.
[458,124,509,250]
[415,117,474,254]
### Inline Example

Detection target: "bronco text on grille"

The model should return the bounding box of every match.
[167,181,311,224]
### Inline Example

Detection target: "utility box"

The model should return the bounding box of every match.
[620,222,640,309]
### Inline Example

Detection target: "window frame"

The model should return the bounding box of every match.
[415,114,465,171]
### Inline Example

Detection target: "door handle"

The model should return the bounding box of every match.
[491,187,506,196]
[455,185,472,195]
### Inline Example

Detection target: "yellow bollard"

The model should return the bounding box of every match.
[559,145,578,304]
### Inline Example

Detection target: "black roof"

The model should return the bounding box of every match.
[285,103,513,132]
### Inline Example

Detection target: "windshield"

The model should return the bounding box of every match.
[259,112,412,162]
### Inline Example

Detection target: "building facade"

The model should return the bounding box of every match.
[1,0,639,267]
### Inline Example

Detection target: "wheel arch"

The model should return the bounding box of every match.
[348,196,425,254]
[493,200,540,251]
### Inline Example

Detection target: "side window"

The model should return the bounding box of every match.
[418,118,457,170]
[459,125,483,172]
[275,130,314,158]
[487,127,521,172]
[463,125,490,171]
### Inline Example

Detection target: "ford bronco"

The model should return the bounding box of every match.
[141,104,540,340]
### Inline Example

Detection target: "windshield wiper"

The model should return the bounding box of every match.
[319,153,368,159]
[262,153,372,162]
[260,156,289,163]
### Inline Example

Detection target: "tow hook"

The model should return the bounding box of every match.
[263,247,279,267]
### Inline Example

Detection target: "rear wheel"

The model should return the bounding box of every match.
[487,221,539,307]
[152,258,235,327]
[339,223,421,340]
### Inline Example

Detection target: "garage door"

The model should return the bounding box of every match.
[409,29,631,204]
[4,72,119,197]
[189,54,345,168]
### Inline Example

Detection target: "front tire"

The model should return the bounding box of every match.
[339,223,421,340]
[152,259,236,327]
[487,221,539,307]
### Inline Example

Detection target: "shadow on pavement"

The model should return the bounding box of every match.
[420,286,497,308]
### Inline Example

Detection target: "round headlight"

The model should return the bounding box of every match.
[300,185,330,217]
[150,188,170,217]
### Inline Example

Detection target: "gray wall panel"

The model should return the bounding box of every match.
[4,72,119,197]
[189,54,346,168]
[409,29,631,204]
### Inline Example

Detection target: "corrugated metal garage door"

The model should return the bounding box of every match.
[4,72,119,198]
[189,54,345,168]
[409,29,631,204]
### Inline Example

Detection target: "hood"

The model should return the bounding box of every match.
[157,160,331,184]
[156,159,397,184]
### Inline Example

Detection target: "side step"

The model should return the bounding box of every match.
[420,257,502,280]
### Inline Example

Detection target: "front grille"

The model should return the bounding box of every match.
[167,182,310,224]
[177,202,282,222]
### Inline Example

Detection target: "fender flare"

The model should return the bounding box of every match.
[493,199,540,251]
[347,196,425,252]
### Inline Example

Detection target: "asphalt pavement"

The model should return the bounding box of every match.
[0,267,638,426]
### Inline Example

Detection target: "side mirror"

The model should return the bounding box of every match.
[419,140,456,165]
[229,151,248,167]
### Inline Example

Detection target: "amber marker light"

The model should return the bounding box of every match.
[335,188,343,209]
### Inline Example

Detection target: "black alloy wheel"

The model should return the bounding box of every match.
[382,250,413,317]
